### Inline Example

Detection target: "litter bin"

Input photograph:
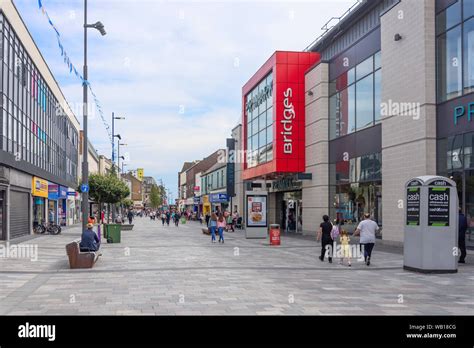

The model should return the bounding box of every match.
[105,224,122,243]
[269,224,280,246]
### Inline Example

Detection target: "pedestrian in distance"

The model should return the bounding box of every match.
[208,212,218,243]
[339,229,351,266]
[174,211,180,227]
[205,212,210,227]
[161,212,166,226]
[317,215,333,263]
[458,207,468,264]
[353,213,379,266]
[217,213,226,243]
[166,211,171,226]
[127,210,134,225]
[199,213,203,225]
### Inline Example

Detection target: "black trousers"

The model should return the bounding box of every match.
[361,243,375,261]
[459,238,467,262]
[320,238,333,261]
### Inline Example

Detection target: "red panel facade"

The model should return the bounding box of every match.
[242,51,320,181]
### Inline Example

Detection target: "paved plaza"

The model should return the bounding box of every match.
[0,218,473,315]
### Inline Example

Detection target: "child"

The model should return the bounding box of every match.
[339,229,351,266]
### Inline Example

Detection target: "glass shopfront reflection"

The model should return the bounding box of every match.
[330,152,382,233]
[438,132,474,249]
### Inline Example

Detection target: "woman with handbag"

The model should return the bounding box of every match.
[317,215,333,263]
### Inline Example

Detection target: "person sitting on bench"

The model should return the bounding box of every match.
[80,223,101,253]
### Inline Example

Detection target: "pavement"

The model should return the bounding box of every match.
[0,217,473,315]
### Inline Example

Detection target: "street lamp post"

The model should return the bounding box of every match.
[117,142,127,174]
[111,113,125,175]
[82,0,106,233]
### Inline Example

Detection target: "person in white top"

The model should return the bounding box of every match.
[353,213,379,266]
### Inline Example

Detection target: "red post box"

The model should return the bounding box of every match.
[269,224,280,246]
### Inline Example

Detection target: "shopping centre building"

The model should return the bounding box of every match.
[0,1,80,240]
[242,0,474,246]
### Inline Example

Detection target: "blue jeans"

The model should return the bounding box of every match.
[218,227,224,241]
[210,226,216,241]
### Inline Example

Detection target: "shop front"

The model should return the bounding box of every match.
[47,184,59,224]
[209,193,229,213]
[67,188,78,225]
[32,177,48,228]
[272,177,303,233]
[241,51,320,229]
[202,195,211,216]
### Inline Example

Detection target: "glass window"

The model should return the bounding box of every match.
[374,70,382,123]
[374,51,381,70]
[347,84,356,135]
[347,67,355,85]
[258,129,266,148]
[436,1,462,35]
[356,74,374,130]
[251,118,258,136]
[259,112,266,132]
[464,17,474,94]
[465,0,474,20]
[266,126,273,144]
[266,106,273,126]
[356,56,373,80]
[437,25,463,102]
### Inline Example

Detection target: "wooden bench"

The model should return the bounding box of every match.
[65,240,99,269]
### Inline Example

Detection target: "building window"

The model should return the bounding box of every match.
[437,0,474,102]
[329,51,380,140]
[245,72,273,168]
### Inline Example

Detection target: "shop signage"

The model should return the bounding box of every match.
[272,177,302,191]
[48,184,59,200]
[406,187,420,226]
[59,186,68,199]
[245,82,273,114]
[32,177,48,198]
[453,102,474,125]
[137,168,144,181]
[209,193,229,203]
[194,186,200,191]
[428,187,450,227]
[193,196,201,204]
[282,88,295,154]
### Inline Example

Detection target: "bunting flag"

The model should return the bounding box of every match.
[37,0,112,142]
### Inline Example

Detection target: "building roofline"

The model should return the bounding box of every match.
[304,0,382,53]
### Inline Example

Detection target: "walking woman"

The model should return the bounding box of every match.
[317,215,333,263]
[217,213,226,243]
[208,212,218,243]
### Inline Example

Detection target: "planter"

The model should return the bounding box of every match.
[121,224,134,231]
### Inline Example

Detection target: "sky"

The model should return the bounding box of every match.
[14,0,354,201]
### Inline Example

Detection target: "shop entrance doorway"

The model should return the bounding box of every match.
[280,191,303,234]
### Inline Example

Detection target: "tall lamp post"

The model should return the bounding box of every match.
[82,0,106,233]
[117,142,127,173]
[119,156,125,174]
[111,113,125,174]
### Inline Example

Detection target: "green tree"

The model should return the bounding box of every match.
[89,173,130,223]
[149,184,162,209]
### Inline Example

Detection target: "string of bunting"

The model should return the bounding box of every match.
[37,0,112,142]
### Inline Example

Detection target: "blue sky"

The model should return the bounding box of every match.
[14,0,354,201]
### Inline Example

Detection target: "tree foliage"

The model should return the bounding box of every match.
[89,173,130,205]
[149,184,162,209]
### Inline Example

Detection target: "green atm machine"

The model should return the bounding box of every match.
[404,176,458,273]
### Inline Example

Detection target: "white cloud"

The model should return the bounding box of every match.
[14,0,355,197]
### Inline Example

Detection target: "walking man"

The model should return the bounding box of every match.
[127,210,134,225]
[353,213,379,266]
